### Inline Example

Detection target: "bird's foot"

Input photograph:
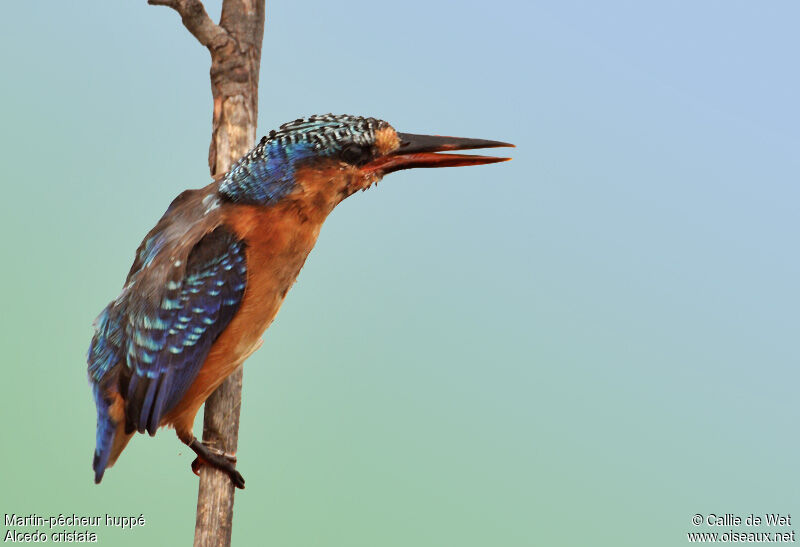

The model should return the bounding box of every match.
[189,439,245,489]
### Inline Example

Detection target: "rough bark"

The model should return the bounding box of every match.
[148,1,266,546]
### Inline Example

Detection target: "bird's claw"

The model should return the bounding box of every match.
[189,439,245,489]
[191,457,245,489]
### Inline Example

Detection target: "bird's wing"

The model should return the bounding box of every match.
[89,188,247,436]
[88,187,212,390]
[122,226,246,435]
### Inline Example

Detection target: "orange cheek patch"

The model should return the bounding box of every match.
[374,127,400,156]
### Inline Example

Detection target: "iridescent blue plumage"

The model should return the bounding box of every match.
[219,114,388,204]
[88,307,124,383]
[88,307,125,477]
[220,140,315,205]
[87,112,512,488]
[122,228,246,435]
[88,114,391,483]
[88,212,247,482]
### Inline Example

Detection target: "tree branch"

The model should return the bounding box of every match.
[149,1,264,544]
[148,0,231,50]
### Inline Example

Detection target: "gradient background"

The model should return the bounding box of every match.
[1,1,798,545]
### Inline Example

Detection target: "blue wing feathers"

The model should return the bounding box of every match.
[88,202,247,479]
[91,383,116,483]
[88,305,126,482]
[122,228,247,435]
[90,115,389,481]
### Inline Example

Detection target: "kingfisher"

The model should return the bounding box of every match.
[88,114,513,489]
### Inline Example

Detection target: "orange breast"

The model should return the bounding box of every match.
[163,201,327,438]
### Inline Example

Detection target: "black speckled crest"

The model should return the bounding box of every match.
[267,113,390,152]
[219,114,390,205]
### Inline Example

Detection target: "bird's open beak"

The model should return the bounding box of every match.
[361,133,514,174]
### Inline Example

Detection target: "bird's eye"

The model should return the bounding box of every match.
[340,144,371,165]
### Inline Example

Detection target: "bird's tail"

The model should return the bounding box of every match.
[92,384,132,483]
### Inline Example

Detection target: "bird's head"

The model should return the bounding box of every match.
[219,114,513,208]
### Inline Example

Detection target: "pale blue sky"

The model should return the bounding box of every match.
[1,2,798,545]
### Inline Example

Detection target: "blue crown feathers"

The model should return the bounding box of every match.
[219,114,388,205]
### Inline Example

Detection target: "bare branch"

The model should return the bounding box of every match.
[148,0,231,50]
[147,1,264,543]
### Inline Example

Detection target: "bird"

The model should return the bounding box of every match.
[87,113,513,489]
